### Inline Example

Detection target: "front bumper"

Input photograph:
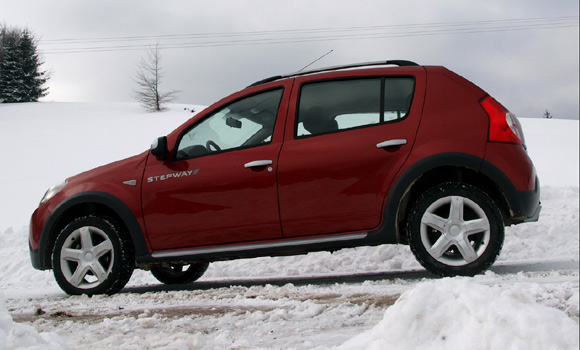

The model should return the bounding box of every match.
[29,205,52,270]
[29,244,43,270]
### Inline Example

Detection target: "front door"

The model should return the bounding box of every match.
[141,88,287,251]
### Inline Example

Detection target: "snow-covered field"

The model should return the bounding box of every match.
[0,102,578,349]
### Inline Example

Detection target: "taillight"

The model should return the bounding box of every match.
[480,96,526,147]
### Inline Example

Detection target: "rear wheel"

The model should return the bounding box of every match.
[407,183,504,276]
[150,263,209,284]
[52,216,134,295]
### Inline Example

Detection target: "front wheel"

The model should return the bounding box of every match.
[150,262,210,284]
[52,216,134,295]
[407,183,504,276]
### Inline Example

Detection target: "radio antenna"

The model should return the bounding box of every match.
[298,49,334,72]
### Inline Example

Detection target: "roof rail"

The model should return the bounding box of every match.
[248,60,419,87]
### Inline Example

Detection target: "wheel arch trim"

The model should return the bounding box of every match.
[371,152,517,243]
[37,191,148,269]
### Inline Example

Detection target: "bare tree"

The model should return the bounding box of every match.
[133,43,177,112]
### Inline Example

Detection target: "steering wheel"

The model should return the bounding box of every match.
[206,140,221,152]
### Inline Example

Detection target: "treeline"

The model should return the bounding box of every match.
[0,24,49,103]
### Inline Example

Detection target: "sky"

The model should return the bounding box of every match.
[1,0,579,119]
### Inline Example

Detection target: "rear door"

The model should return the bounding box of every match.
[277,68,426,237]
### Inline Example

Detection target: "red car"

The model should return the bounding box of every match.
[30,60,541,295]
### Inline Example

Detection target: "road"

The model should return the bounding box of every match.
[7,258,578,349]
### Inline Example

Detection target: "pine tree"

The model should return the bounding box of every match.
[0,26,49,103]
[542,109,553,119]
[0,32,23,102]
[18,30,49,101]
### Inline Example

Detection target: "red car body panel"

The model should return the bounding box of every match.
[407,66,489,162]
[142,144,284,250]
[484,142,537,191]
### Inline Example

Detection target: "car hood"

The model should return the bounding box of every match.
[67,151,150,188]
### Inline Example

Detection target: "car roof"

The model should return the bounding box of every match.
[248,60,420,87]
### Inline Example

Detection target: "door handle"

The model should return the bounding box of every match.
[376,139,407,149]
[244,160,273,168]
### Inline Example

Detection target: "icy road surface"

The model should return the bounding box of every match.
[2,261,578,349]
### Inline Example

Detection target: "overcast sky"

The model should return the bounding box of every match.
[2,0,579,119]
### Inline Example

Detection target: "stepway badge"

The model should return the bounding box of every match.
[147,169,199,183]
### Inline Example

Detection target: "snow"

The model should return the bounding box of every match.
[0,292,66,350]
[0,102,578,349]
[522,118,579,187]
[338,278,579,350]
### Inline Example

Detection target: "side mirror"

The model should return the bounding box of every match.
[151,136,169,161]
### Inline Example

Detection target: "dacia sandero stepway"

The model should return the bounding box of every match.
[30,60,541,295]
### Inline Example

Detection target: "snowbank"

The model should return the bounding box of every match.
[0,292,66,350]
[338,278,579,350]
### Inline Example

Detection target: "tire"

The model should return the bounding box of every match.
[52,215,134,296]
[150,262,210,285]
[407,183,504,276]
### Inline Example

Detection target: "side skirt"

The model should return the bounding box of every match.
[136,232,374,267]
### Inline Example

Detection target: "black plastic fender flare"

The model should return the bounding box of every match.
[368,152,486,244]
[37,191,149,269]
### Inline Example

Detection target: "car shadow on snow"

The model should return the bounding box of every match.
[121,259,579,295]
[123,268,434,294]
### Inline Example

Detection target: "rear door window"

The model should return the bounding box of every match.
[296,77,414,137]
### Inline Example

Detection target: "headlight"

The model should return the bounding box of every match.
[40,179,67,205]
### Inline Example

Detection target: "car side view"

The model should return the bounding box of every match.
[29,60,541,295]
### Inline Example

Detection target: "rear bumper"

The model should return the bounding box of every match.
[525,202,542,223]
[514,176,541,223]
[482,142,541,225]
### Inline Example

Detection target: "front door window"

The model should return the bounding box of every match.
[176,89,283,160]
